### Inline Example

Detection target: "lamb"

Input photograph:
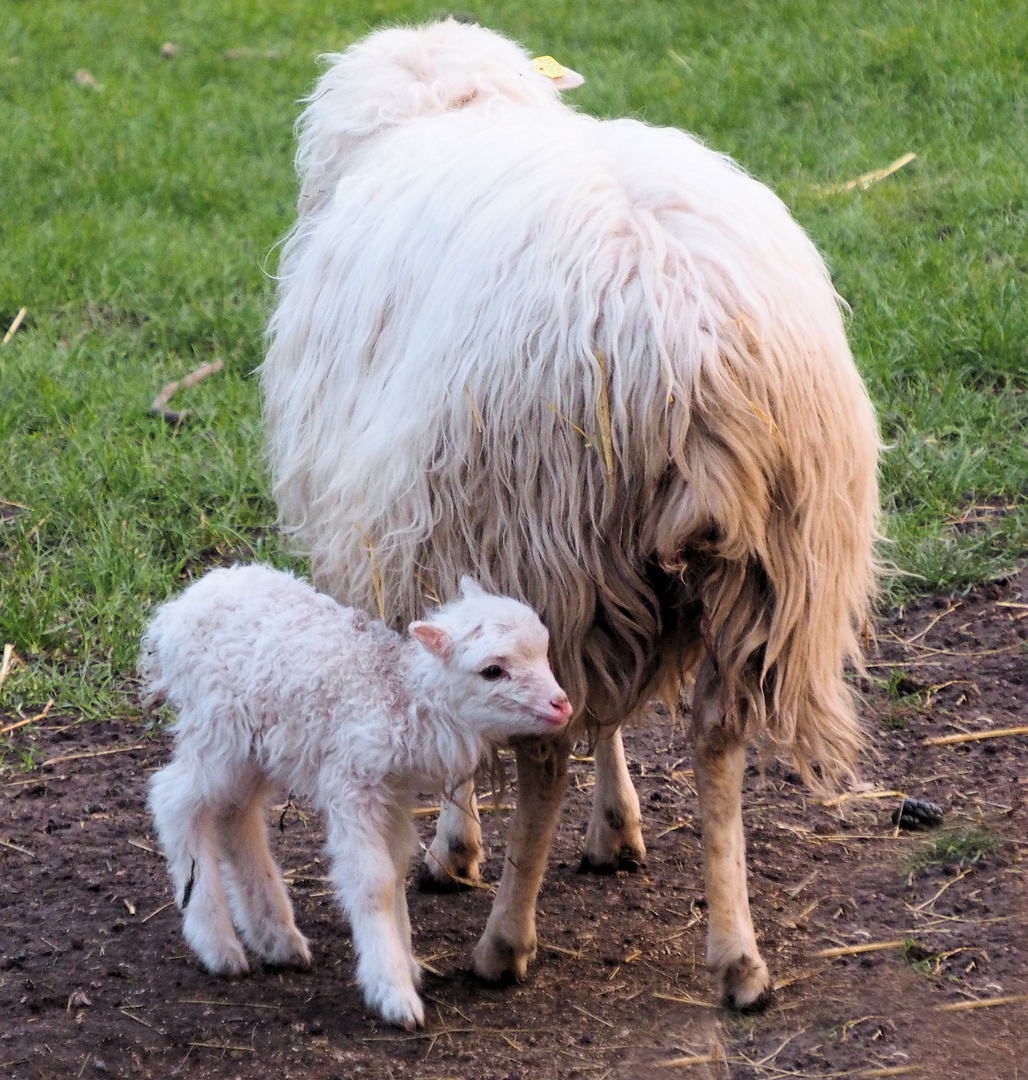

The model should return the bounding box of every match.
[141,565,571,1029]
[261,19,880,1008]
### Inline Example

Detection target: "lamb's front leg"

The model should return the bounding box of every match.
[420,780,483,889]
[386,806,423,989]
[693,663,772,1010]
[473,733,571,983]
[581,726,646,872]
[325,809,424,1030]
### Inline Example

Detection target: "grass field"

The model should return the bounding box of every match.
[1,0,1026,717]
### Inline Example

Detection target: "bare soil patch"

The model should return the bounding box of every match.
[2,571,1027,1079]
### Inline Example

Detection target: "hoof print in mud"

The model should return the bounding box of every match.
[891,798,944,830]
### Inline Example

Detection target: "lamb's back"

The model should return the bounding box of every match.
[143,565,406,734]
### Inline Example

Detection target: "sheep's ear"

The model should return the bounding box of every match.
[410,621,453,660]
[531,55,585,91]
[552,67,584,90]
[459,576,485,599]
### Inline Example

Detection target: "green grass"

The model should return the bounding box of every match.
[908,826,999,874]
[2,0,1027,716]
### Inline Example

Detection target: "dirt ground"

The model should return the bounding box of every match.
[2,569,1027,1080]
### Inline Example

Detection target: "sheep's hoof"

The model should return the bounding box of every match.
[418,843,482,893]
[581,814,646,874]
[472,931,535,985]
[577,845,646,874]
[718,954,773,1012]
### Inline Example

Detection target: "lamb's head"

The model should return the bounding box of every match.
[409,578,572,739]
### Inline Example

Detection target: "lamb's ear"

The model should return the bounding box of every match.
[410,621,453,661]
[459,576,485,599]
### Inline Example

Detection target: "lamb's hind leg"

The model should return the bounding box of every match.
[218,780,311,970]
[692,659,772,1010]
[473,733,571,983]
[149,760,248,977]
[580,726,646,872]
[420,780,483,889]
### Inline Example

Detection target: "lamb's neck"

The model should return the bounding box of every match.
[396,648,483,787]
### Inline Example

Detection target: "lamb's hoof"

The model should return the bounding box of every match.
[472,931,535,985]
[718,954,773,1012]
[369,983,425,1031]
[202,948,250,979]
[259,931,312,971]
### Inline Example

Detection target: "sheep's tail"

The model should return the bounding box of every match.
[659,328,880,795]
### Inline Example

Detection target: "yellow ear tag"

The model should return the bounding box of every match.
[532,55,568,80]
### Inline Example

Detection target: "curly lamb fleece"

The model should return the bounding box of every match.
[141,565,570,1029]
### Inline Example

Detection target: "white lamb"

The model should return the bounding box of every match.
[141,565,571,1029]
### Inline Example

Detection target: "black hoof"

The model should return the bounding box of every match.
[416,863,476,893]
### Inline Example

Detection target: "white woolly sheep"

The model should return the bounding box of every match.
[261,19,880,1009]
[141,565,571,1029]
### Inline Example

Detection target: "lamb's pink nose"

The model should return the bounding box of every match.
[550,693,572,721]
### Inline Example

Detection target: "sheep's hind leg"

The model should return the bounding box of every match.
[473,733,571,983]
[149,761,248,977]
[218,781,311,970]
[692,660,772,1010]
[580,726,646,872]
[420,780,483,890]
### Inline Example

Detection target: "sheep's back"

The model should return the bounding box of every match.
[263,104,879,780]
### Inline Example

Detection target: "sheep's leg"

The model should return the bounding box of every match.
[149,760,248,977]
[218,785,312,970]
[326,808,424,1030]
[473,734,571,983]
[420,780,483,889]
[692,663,772,1010]
[580,726,646,872]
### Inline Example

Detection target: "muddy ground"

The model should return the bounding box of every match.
[2,570,1027,1079]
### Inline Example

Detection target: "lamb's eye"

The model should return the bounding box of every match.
[479,664,505,681]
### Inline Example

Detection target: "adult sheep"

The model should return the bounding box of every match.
[262,19,880,1009]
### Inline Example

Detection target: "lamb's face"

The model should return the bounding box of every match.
[410,586,572,739]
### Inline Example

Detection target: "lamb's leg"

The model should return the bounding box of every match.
[326,807,424,1030]
[420,780,483,889]
[387,806,422,988]
[692,661,772,1010]
[218,784,312,970]
[580,726,646,872]
[473,733,571,983]
[149,760,248,977]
